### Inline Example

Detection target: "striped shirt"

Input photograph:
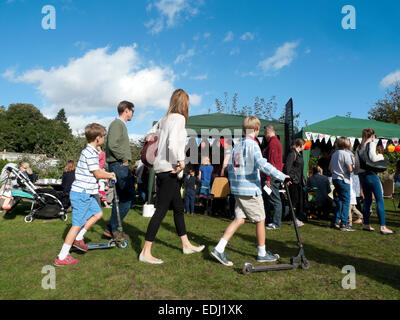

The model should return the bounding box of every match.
[228,136,286,196]
[71,144,100,195]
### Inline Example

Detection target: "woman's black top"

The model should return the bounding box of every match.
[62,170,75,195]
[284,149,304,185]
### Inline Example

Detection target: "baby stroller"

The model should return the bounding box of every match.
[5,166,68,223]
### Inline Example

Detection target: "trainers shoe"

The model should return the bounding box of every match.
[340,224,355,232]
[291,219,304,227]
[266,223,280,230]
[73,239,88,252]
[330,222,340,229]
[211,248,233,266]
[257,251,280,262]
[54,254,80,267]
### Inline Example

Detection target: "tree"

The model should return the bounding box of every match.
[368,83,400,124]
[0,103,74,156]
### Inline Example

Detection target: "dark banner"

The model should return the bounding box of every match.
[284,98,294,158]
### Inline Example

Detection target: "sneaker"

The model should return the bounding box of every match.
[257,251,280,262]
[73,239,88,252]
[211,248,233,266]
[340,224,355,232]
[266,223,280,230]
[291,219,304,227]
[54,254,80,267]
[330,222,341,229]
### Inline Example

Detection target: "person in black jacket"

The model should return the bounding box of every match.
[284,138,306,226]
[61,160,76,210]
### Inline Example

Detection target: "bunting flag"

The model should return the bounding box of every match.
[311,133,319,142]
[330,136,336,145]
[324,134,331,142]
[305,132,312,140]
[393,138,399,146]
[318,133,325,141]
[382,139,388,149]
[257,137,263,144]
[349,137,355,147]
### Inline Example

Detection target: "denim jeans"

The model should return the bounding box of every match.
[358,172,386,226]
[185,189,196,213]
[263,180,283,227]
[332,179,350,226]
[107,162,136,233]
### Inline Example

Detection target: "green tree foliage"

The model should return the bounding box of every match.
[368,83,400,124]
[0,104,74,157]
[214,93,301,132]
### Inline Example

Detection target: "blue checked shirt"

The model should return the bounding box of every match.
[228,136,286,196]
[71,144,100,195]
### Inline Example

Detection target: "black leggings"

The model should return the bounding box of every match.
[145,172,187,242]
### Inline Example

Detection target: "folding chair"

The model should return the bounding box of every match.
[382,179,397,212]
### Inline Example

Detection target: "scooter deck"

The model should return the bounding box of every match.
[88,242,116,249]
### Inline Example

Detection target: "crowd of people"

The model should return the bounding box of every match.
[0,88,396,268]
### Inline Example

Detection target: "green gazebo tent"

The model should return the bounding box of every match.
[299,116,400,177]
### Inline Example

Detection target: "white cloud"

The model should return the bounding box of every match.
[258,41,300,74]
[203,32,211,38]
[229,48,240,56]
[240,32,254,41]
[3,44,178,117]
[190,74,207,80]
[145,0,201,34]
[66,115,116,136]
[174,48,195,64]
[305,48,311,54]
[129,133,145,144]
[223,31,234,42]
[380,70,400,88]
[189,94,202,106]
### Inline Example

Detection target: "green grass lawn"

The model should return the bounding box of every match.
[0,199,399,300]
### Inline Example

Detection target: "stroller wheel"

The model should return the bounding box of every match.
[24,215,34,223]
[118,240,129,249]
[60,214,68,221]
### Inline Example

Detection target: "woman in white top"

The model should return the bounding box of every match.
[139,89,205,264]
[355,128,395,235]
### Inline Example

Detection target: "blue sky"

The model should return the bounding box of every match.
[1,0,400,140]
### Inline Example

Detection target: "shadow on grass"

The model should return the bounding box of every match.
[234,230,400,291]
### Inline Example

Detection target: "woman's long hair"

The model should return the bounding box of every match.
[359,128,375,149]
[64,160,76,172]
[167,89,189,123]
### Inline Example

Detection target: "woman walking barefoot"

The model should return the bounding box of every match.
[139,89,205,264]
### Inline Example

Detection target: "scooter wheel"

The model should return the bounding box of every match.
[301,262,310,270]
[242,263,253,275]
[61,214,68,221]
[24,215,33,223]
[118,240,128,249]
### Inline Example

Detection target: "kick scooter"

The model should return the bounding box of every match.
[87,180,128,250]
[242,183,310,275]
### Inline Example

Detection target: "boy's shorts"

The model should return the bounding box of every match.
[70,190,102,227]
[234,194,265,223]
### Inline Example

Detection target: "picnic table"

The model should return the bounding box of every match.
[35,179,63,192]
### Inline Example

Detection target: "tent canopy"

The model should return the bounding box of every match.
[301,116,400,139]
[187,113,285,138]
[300,116,400,176]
